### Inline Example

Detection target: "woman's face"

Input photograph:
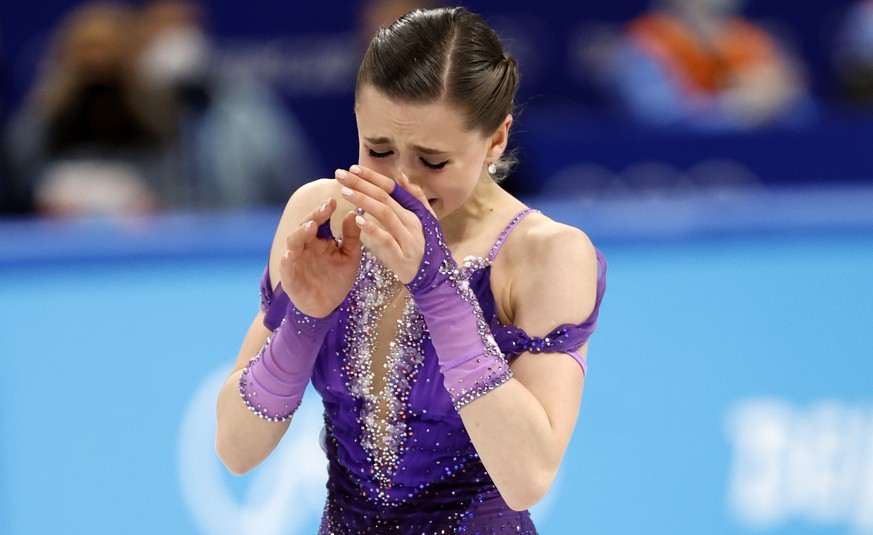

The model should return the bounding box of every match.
[355,85,493,219]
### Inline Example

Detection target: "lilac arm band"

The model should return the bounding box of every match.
[239,220,336,422]
[239,304,333,421]
[390,183,512,411]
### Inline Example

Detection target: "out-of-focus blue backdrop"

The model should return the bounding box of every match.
[2,189,873,534]
[2,1,873,534]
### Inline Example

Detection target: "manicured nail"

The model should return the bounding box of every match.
[341,186,353,197]
[304,220,313,231]
[335,169,347,180]
[319,202,327,213]
[349,165,361,174]
[355,215,366,226]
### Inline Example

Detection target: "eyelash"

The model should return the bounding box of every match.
[367,149,448,170]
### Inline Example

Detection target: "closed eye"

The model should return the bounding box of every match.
[368,148,393,158]
[421,158,448,170]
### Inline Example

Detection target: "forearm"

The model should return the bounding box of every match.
[460,376,575,511]
[415,282,569,508]
[215,372,291,475]
[215,304,332,474]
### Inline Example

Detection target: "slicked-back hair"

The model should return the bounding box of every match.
[356,7,519,179]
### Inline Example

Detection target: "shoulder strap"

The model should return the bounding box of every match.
[486,208,539,262]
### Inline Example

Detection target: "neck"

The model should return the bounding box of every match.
[440,173,507,247]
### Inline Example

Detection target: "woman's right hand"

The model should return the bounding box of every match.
[279,197,362,318]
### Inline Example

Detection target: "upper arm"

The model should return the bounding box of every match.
[511,221,598,337]
[504,222,599,439]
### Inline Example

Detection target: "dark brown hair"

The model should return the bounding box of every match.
[356,7,519,178]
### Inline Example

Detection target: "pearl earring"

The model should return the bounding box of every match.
[487,161,497,175]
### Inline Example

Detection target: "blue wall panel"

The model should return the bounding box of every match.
[2,189,872,534]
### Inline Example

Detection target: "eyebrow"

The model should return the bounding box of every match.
[364,137,448,156]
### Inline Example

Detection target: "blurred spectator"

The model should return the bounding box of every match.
[136,0,320,210]
[602,0,816,130]
[4,2,177,216]
[1,28,12,214]
[832,0,873,107]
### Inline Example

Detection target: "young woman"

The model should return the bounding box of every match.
[215,7,607,533]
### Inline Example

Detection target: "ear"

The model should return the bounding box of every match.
[486,114,513,162]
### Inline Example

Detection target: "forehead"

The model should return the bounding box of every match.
[355,86,479,147]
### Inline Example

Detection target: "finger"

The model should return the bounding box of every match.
[354,209,404,263]
[386,175,430,218]
[339,210,362,255]
[299,197,336,228]
[285,219,317,257]
[345,165,395,194]
[288,197,336,250]
[315,198,337,241]
[335,167,402,212]
[339,181,412,245]
[398,172,435,216]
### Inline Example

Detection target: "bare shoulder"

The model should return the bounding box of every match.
[502,213,598,333]
[268,178,345,287]
[515,213,595,265]
[276,178,342,229]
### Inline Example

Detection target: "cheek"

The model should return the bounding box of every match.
[433,168,479,202]
[358,151,392,176]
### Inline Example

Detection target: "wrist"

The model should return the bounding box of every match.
[282,300,336,337]
[238,301,334,422]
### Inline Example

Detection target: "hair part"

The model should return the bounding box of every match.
[356,7,520,180]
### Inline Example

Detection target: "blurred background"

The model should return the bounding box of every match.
[1,1,872,534]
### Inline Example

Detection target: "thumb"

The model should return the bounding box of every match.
[397,172,435,216]
[339,210,363,254]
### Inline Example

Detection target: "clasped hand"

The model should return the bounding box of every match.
[279,165,436,318]
[336,165,436,285]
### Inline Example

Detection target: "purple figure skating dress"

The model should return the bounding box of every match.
[258,208,607,534]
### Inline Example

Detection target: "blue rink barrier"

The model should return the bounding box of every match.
[1,185,873,535]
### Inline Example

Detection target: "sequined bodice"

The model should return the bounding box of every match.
[313,251,489,488]
[258,208,607,534]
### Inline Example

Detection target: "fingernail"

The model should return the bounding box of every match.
[304,220,313,231]
[319,202,326,213]
[355,215,366,226]
[341,186,353,197]
[349,165,361,174]
[335,169,347,181]
[401,171,409,182]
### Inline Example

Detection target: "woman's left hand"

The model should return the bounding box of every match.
[334,165,432,284]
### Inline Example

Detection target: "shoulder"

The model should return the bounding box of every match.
[506,212,596,278]
[280,178,339,215]
[501,213,599,333]
[274,178,350,236]
[268,178,347,286]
